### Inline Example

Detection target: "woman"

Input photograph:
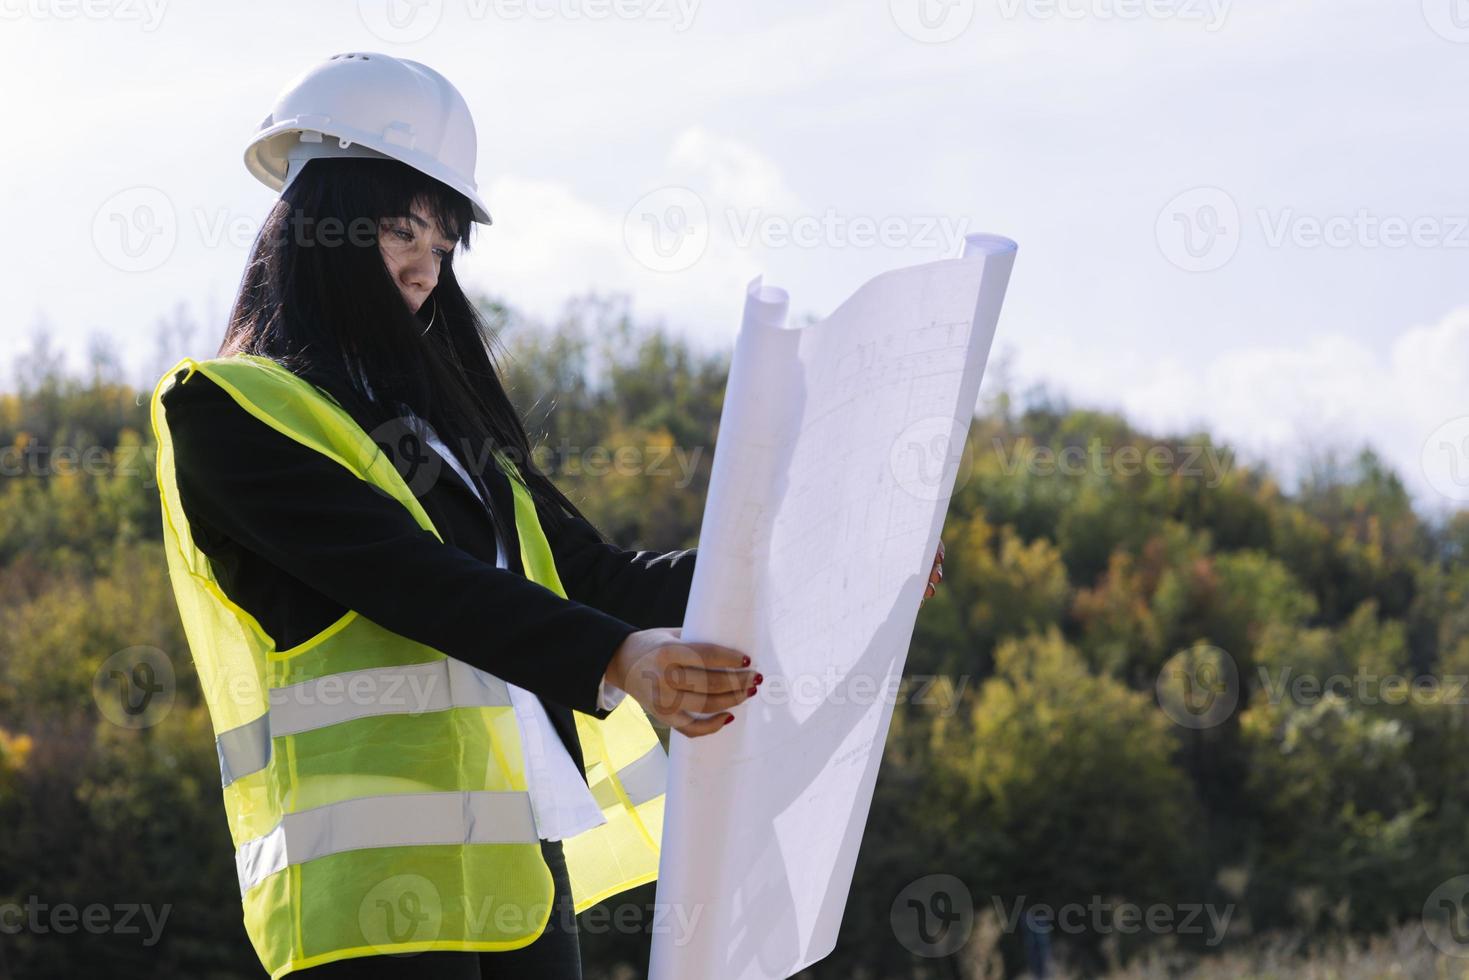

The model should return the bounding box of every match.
[154,53,943,979]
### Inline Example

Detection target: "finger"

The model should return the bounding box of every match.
[666,664,759,695]
[668,672,758,698]
[655,675,756,714]
[626,646,751,698]
[673,711,734,738]
[680,685,755,714]
[673,641,752,671]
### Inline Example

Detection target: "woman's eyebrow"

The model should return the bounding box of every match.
[405,212,459,246]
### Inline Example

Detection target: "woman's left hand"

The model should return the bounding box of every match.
[920,539,944,606]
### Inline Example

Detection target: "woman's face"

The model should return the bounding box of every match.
[377,202,457,314]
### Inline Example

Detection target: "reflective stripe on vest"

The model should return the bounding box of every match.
[151,354,668,979]
[217,658,514,787]
[218,658,668,812]
[236,791,540,894]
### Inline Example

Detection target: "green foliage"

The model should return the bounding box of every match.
[495,293,727,549]
[0,304,1463,979]
[935,628,1205,905]
[1238,691,1428,933]
[915,510,1071,677]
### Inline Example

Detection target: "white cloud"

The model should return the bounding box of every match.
[666,126,802,215]
[463,127,797,344]
[465,173,624,320]
[1019,306,1469,511]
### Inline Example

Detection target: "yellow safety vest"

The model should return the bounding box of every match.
[149,353,666,979]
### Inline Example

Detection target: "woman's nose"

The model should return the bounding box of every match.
[402,255,438,295]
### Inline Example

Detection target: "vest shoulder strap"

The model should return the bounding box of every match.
[157,354,440,538]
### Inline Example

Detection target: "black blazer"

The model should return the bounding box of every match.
[160,367,698,779]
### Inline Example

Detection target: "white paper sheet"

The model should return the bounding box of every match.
[647,233,1018,980]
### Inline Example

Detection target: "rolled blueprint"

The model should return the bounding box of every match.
[648,233,1019,979]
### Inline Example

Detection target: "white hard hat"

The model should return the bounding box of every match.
[244,51,493,226]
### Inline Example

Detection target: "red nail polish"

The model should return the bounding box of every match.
[741,655,751,667]
[747,686,758,696]
[754,673,763,685]
[724,714,735,725]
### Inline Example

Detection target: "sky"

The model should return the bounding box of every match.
[2,0,1465,514]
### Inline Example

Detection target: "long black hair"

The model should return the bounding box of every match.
[221,154,600,551]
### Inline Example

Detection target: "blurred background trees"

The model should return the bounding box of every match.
[1,293,1465,978]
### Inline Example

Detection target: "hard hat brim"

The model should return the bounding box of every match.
[245,122,494,227]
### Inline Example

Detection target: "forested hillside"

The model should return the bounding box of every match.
[1,295,1465,978]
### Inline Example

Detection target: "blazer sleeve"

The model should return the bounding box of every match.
[161,370,638,716]
[540,503,698,631]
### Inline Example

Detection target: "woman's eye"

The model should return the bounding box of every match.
[385,224,449,258]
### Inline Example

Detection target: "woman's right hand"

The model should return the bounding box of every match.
[605,627,760,738]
